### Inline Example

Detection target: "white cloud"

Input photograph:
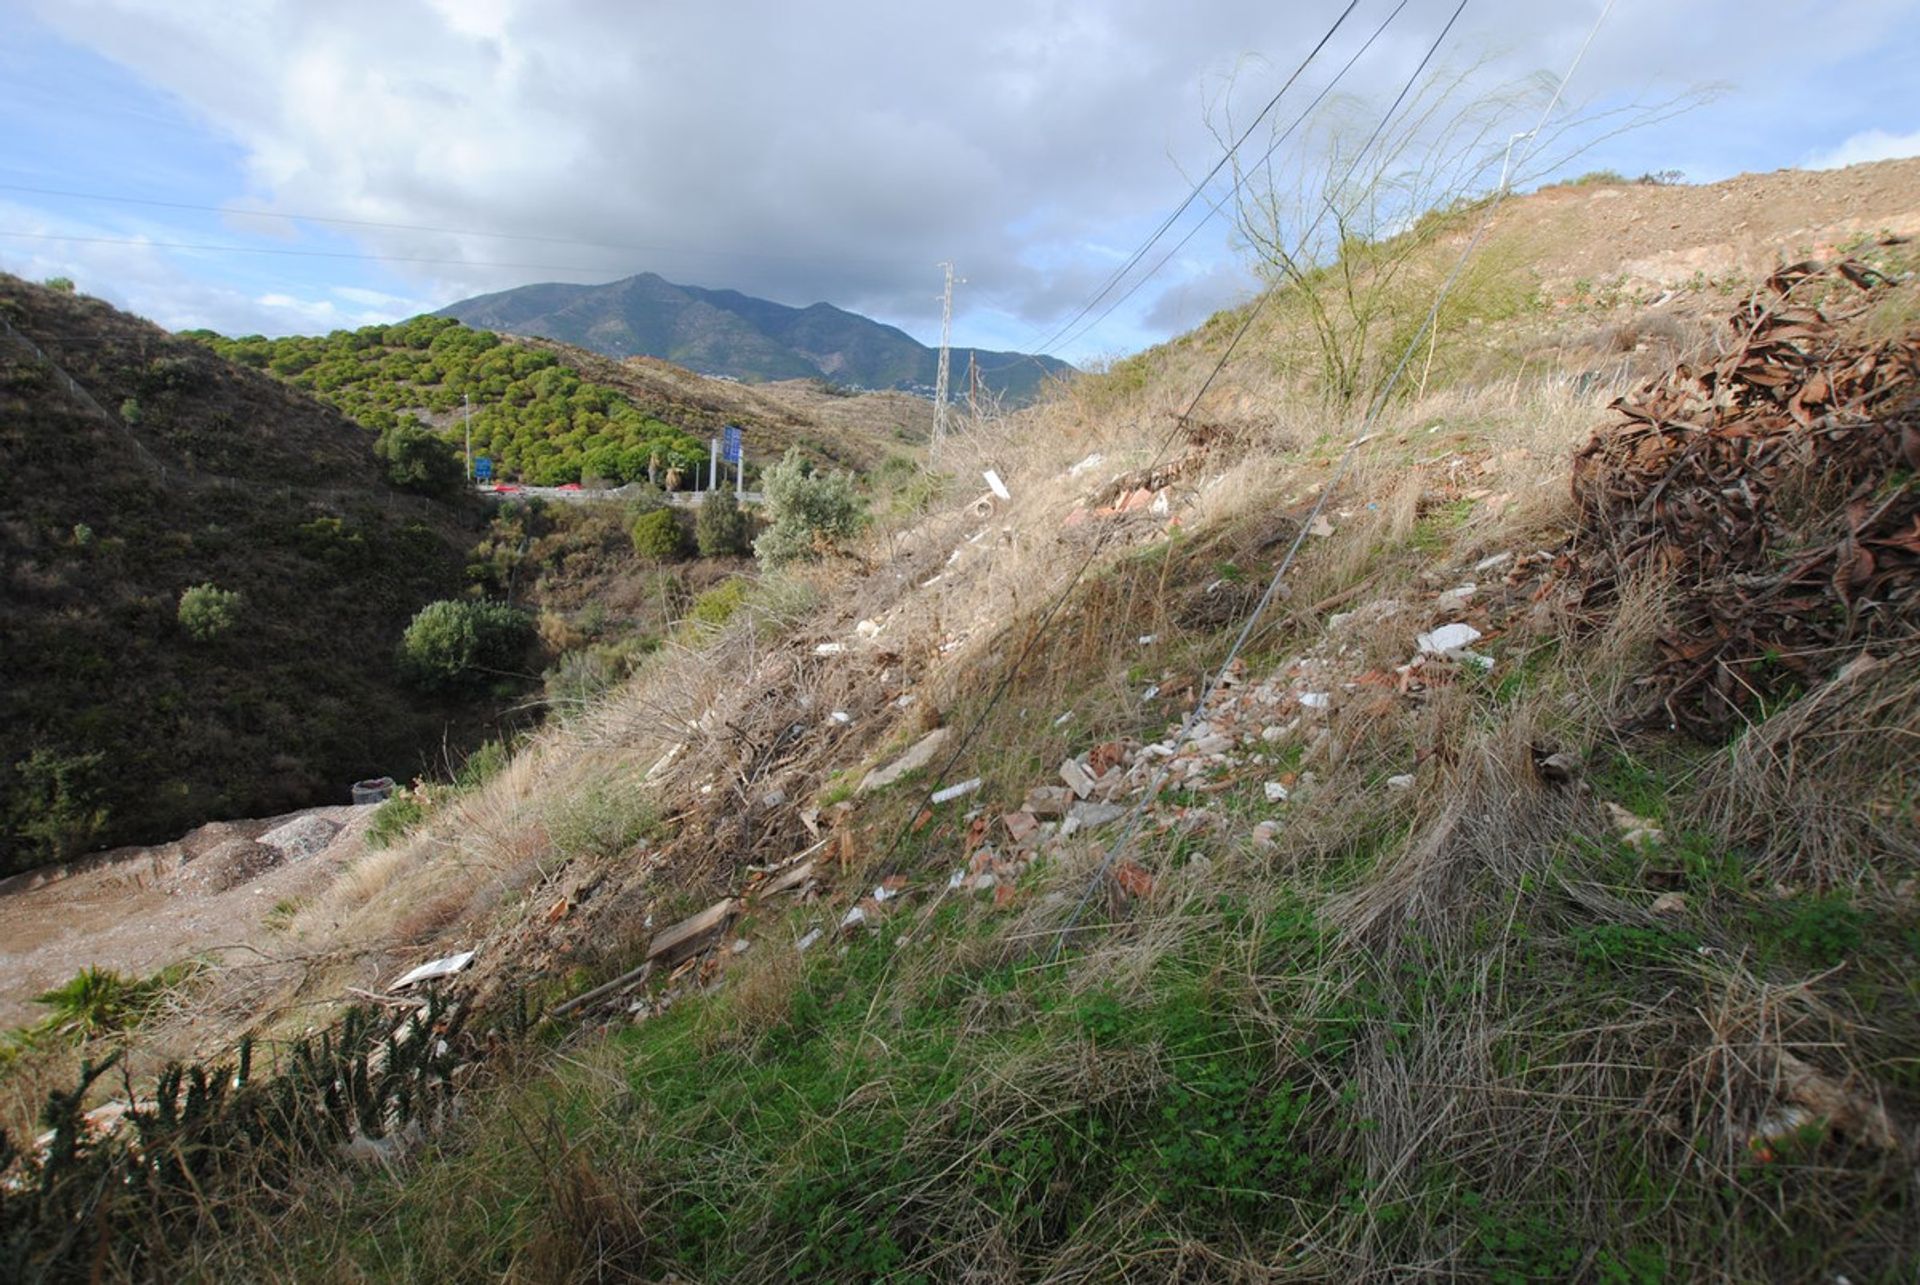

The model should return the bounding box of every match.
[1801,127,1920,171]
[15,0,1920,354]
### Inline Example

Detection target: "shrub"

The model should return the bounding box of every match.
[630,507,686,560]
[43,276,75,294]
[7,748,108,867]
[753,448,863,566]
[366,793,427,849]
[374,420,465,497]
[397,598,530,689]
[687,578,751,630]
[177,583,241,641]
[695,486,751,557]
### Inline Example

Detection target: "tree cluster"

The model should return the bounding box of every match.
[192,316,707,485]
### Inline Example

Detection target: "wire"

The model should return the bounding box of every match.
[1024,0,1363,361]
[1042,0,1413,359]
[1049,0,1618,960]
[864,1,1468,890]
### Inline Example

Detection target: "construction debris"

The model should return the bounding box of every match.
[860,727,952,793]
[1563,259,1920,734]
[929,777,982,804]
[389,949,476,992]
[647,899,738,964]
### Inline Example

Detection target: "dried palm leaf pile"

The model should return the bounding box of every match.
[1563,258,1920,734]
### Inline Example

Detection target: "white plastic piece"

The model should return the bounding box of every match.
[1416,622,1483,655]
[983,469,1010,501]
[929,777,982,804]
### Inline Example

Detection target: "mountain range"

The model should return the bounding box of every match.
[436,272,1074,403]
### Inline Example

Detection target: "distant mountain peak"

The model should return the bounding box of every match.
[436,273,1072,402]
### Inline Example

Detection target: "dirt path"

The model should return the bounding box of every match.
[0,805,374,1031]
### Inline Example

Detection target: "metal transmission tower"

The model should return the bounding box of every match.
[932,261,962,463]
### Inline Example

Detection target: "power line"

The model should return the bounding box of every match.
[1051,0,1618,959]
[859,1,1473,900]
[1024,0,1364,359]
[1045,0,1412,358]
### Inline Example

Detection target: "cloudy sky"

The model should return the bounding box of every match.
[2,0,1916,363]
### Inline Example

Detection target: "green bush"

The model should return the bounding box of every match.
[695,486,751,556]
[687,578,751,630]
[365,793,427,849]
[43,276,75,294]
[397,598,530,689]
[630,507,686,560]
[6,748,108,868]
[374,420,465,497]
[753,448,863,566]
[177,583,241,641]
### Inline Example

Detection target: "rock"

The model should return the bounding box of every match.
[1191,734,1233,756]
[761,788,787,808]
[796,928,824,952]
[1024,785,1072,817]
[1251,821,1280,848]
[1149,489,1171,516]
[855,618,882,638]
[839,905,869,933]
[1434,583,1476,613]
[1531,747,1582,784]
[170,838,281,893]
[1059,758,1097,800]
[1002,811,1040,844]
[1298,692,1330,710]
[814,642,846,655]
[1385,774,1416,791]
[860,727,952,793]
[1261,724,1290,743]
[1473,552,1513,573]
[1650,892,1687,915]
[1603,802,1665,851]
[1066,451,1105,478]
[1306,516,1335,538]
[1069,801,1128,829]
[1416,622,1483,655]
[257,814,341,862]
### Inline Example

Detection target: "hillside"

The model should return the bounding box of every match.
[0,276,503,874]
[6,161,1920,1280]
[196,317,933,485]
[436,270,1075,403]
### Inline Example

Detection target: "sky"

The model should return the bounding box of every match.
[1,0,1916,365]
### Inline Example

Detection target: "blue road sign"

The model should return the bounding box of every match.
[722,425,743,463]
[474,456,493,481]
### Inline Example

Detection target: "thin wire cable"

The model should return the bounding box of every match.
[865,1,1470,881]
[1023,0,1363,359]
[1048,0,1618,960]
[1042,0,1412,360]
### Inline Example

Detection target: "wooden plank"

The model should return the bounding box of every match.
[646,898,738,963]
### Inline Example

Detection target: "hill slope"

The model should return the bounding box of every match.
[196,318,933,484]
[8,161,1920,1281]
[0,276,496,873]
[436,271,1074,403]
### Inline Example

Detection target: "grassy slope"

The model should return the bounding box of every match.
[16,166,1920,1279]
[0,276,505,873]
